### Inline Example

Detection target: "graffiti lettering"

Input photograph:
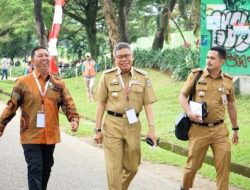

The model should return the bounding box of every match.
[210,10,250,52]
[226,53,250,68]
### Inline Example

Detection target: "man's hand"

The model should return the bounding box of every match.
[187,112,202,123]
[94,132,103,144]
[71,121,79,132]
[232,131,239,145]
[145,127,157,145]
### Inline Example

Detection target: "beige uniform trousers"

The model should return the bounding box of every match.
[103,114,141,190]
[84,77,95,101]
[183,123,231,190]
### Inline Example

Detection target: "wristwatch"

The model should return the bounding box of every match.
[94,128,101,134]
[232,126,239,131]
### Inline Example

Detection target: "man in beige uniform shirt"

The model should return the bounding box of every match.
[94,42,157,190]
[179,46,239,190]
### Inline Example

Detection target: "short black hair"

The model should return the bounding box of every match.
[113,42,132,56]
[210,46,226,59]
[31,46,49,59]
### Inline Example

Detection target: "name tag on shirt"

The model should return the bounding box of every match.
[126,108,138,124]
[37,111,45,128]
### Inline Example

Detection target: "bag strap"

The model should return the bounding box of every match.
[188,70,203,102]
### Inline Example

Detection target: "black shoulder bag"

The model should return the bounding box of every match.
[174,70,203,141]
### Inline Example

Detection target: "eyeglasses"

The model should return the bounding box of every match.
[116,54,131,60]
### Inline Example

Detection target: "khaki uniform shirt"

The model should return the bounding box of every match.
[181,68,235,123]
[0,71,79,144]
[96,67,157,113]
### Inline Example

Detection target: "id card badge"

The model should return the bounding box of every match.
[125,108,138,124]
[221,94,228,105]
[36,111,45,128]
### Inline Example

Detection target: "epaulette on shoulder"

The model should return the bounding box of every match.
[104,67,117,74]
[191,68,202,73]
[134,68,147,75]
[223,73,233,80]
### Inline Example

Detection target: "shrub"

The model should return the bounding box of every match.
[9,66,26,77]
[133,47,199,81]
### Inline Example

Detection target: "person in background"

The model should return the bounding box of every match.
[1,55,10,80]
[179,46,239,190]
[82,52,98,102]
[0,46,80,190]
[94,42,157,190]
[24,56,34,75]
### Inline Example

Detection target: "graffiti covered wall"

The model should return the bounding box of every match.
[201,0,250,75]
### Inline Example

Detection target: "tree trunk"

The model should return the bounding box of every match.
[63,0,99,59]
[86,1,98,58]
[34,0,47,47]
[152,0,177,50]
[118,0,133,42]
[102,0,121,56]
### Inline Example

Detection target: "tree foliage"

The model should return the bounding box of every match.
[0,0,199,62]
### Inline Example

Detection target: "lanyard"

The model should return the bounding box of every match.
[118,74,132,101]
[32,72,50,111]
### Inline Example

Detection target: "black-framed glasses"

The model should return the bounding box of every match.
[116,54,131,60]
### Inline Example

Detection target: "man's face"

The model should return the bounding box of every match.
[206,50,224,71]
[86,55,91,61]
[32,48,50,74]
[114,48,133,73]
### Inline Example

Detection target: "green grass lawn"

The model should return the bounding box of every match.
[1,69,250,189]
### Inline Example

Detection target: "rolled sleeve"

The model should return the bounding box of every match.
[143,77,157,105]
[227,81,235,102]
[180,72,196,98]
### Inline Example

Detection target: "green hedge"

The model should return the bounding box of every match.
[8,66,26,77]
[133,47,199,81]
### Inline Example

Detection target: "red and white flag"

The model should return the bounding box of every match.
[48,0,65,74]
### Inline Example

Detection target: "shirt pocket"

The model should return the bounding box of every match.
[130,84,144,104]
[195,85,208,101]
[108,85,122,100]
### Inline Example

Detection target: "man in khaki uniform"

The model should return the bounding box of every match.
[94,42,157,190]
[179,46,239,190]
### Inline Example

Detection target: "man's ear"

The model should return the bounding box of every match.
[220,58,225,65]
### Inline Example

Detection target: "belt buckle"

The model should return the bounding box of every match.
[208,123,214,127]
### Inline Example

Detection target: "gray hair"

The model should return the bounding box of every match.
[113,42,132,57]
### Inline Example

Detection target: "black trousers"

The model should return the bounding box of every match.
[22,144,55,190]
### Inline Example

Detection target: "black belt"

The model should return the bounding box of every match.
[192,120,224,127]
[107,111,139,118]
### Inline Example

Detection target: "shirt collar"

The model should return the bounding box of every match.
[34,70,50,81]
[203,68,223,79]
[116,66,134,77]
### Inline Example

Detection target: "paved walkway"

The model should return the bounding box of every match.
[0,101,241,190]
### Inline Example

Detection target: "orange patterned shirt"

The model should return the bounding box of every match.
[0,71,79,144]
